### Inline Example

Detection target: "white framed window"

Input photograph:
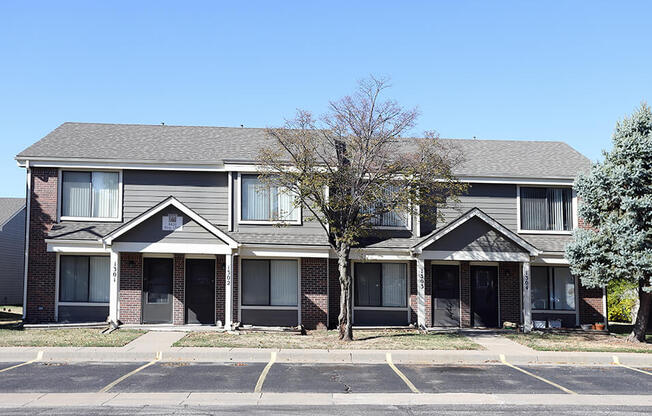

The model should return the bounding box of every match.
[238,174,301,224]
[518,186,574,234]
[354,262,408,308]
[241,259,299,307]
[59,255,110,304]
[60,170,122,221]
[364,185,410,229]
[531,266,576,311]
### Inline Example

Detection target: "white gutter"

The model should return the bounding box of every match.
[22,160,30,319]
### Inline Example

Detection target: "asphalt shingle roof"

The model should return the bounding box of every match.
[18,122,591,179]
[0,198,25,227]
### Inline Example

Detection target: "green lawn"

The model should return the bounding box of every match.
[506,331,652,353]
[175,329,483,350]
[0,328,145,347]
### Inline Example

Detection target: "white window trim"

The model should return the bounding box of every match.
[54,253,112,321]
[238,257,302,318]
[351,260,411,320]
[58,169,123,222]
[516,184,575,235]
[236,173,302,226]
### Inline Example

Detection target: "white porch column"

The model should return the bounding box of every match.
[224,252,233,330]
[522,259,532,333]
[416,257,426,329]
[109,247,120,326]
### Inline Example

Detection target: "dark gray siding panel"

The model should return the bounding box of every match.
[0,209,25,305]
[240,309,298,326]
[424,217,525,253]
[123,170,227,225]
[115,207,225,244]
[58,305,109,323]
[438,183,518,231]
[353,310,408,326]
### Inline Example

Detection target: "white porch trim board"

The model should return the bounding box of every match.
[522,259,533,333]
[109,247,120,325]
[416,257,426,329]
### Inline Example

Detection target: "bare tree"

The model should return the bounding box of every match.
[258,77,466,341]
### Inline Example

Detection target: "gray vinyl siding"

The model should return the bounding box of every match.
[0,208,25,305]
[123,170,228,225]
[424,216,525,253]
[438,183,518,231]
[115,207,226,245]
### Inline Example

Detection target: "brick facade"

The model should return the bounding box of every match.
[579,285,605,325]
[119,253,142,324]
[328,258,340,328]
[300,257,328,329]
[498,262,521,326]
[25,168,58,323]
[173,254,185,325]
[232,258,239,323]
[215,255,225,325]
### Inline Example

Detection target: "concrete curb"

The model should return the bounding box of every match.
[1,347,652,366]
[0,392,651,408]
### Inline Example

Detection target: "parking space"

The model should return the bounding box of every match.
[397,364,563,394]
[111,362,267,393]
[0,362,144,393]
[264,363,410,393]
[521,365,652,395]
[0,360,649,395]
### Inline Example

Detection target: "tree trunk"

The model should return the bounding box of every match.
[336,243,353,341]
[626,280,651,343]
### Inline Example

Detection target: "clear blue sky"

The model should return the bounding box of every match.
[1,1,650,197]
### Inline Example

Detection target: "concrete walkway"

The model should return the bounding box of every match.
[463,331,534,354]
[122,331,185,352]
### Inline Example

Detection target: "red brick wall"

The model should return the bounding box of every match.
[499,262,521,326]
[328,258,340,328]
[409,260,417,324]
[301,257,328,329]
[424,260,432,327]
[579,285,605,324]
[215,255,225,325]
[119,253,142,324]
[25,168,58,323]
[460,262,471,327]
[172,254,184,325]
[232,258,239,322]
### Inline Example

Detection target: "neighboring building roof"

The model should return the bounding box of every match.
[17,122,591,179]
[47,222,121,240]
[0,198,25,229]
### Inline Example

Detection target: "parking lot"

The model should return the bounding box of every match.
[0,360,650,395]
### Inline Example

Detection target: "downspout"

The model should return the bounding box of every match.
[22,160,31,319]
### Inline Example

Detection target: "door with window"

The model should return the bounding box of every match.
[432,265,460,327]
[471,266,498,327]
[142,257,173,324]
[185,259,216,324]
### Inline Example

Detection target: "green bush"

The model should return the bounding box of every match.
[607,279,638,322]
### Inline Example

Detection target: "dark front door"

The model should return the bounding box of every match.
[432,265,460,327]
[471,266,498,328]
[186,258,216,325]
[142,257,173,324]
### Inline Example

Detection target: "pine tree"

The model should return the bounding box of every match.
[566,103,652,342]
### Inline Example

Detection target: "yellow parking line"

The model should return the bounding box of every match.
[98,351,162,393]
[499,354,577,395]
[386,353,420,394]
[613,355,652,376]
[0,351,43,373]
[254,351,277,393]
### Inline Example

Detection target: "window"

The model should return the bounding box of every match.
[241,175,299,222]
[520,187,572,231]
[59,256,110,303]
[241,259,298,306]
[62,171,120,219]
[364,185,409,228]
[531,266,576,311]
[355,263,407,307]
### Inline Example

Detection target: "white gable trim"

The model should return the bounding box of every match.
[412,208,540,256]
[103,196,239,248]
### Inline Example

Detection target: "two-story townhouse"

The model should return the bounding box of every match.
[16,122,606,330]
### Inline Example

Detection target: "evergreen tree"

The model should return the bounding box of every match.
[566,103,652,342]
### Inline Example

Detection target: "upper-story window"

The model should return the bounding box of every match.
[520,187,572,232]
[240,174,300,223]
[365,185,409,229]
[61,171,120,220]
